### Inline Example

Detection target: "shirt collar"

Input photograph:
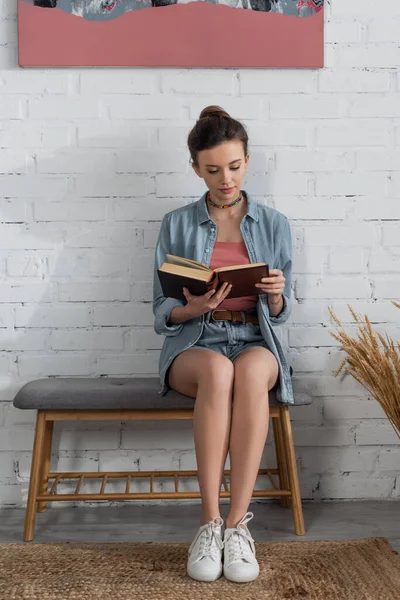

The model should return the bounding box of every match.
[196,189,259,225]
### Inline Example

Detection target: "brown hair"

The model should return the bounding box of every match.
[187,105,249,168]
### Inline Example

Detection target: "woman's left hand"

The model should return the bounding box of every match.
[255,269,285,300]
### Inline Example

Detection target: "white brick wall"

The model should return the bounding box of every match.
[0,0,399,507]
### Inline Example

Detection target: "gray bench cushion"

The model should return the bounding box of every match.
[13,377,312,411]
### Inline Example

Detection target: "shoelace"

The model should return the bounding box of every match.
[189,521,224,564]
[224,527,255,566]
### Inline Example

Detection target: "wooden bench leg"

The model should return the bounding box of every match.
[280,406,306,536]
[37,420,54,513]
[272,415,291,509]
[24,410,46,542]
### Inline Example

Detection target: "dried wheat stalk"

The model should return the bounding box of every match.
[328,302,400,440]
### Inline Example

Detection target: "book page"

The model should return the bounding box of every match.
[166,254,210,272]
[214,262,267,273]
[160,263,213,282]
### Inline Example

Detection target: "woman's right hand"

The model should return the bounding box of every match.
[182,282,233,319]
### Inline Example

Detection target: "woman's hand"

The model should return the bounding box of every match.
[182,282,232,319]
[255,269,285,303]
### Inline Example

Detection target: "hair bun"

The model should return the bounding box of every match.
[199,105,230,120]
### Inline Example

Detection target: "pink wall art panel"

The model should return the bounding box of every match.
[18,0,324,68]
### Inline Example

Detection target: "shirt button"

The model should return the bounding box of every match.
[205,249,209,253]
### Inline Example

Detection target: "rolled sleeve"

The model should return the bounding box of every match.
[269,217,292,326]
[153,214,185,337]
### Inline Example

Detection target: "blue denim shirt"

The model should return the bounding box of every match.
[152,190,294,404]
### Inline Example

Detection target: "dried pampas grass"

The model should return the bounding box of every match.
[328,302,400,440]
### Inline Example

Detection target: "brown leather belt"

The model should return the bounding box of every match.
[211,310,259,325]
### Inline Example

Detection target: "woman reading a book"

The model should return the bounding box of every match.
[152,105,293,584]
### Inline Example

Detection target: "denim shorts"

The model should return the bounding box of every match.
[189,310,272,362]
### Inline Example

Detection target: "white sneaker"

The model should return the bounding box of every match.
[223,512,259,583]
[187,516,224,582]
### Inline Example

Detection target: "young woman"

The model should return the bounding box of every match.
[152,105,293,584]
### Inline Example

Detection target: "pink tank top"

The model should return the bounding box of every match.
[209,241,258,311]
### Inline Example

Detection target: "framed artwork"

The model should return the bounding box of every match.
[18,0,324,68]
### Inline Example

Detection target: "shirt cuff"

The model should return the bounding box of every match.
[268,294,291,325]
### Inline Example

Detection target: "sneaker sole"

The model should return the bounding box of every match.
[187,564,223,582]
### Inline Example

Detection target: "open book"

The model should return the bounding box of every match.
[157,254,269,301]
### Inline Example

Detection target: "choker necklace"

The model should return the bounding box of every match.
[207,191,243,209]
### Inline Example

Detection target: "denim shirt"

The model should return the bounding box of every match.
[152,190,294,405]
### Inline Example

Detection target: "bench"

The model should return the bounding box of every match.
[13,376,312,541]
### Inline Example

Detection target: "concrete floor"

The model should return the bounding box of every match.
[1,500,399,552]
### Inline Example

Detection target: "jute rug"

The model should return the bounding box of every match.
[0,537,399,600]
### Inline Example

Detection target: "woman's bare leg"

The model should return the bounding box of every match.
[225,346,279,529]
[168,348,234,525]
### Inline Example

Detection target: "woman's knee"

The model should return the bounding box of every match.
[168,348,234,398]
[197,351,235,393]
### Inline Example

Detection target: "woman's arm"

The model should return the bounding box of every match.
[152,213,192,336]
[269,216,292,326]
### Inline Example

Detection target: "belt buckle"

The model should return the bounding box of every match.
[211,309,224,321]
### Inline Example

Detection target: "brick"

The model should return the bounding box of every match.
[350,198,400,220]
[129,328,163,351]
[373,277,400,298]
[369,248,400,273]
[328,301,400,323]
[317,120,387,146]
[77,123,150,148]
[0,199,30,222]
[382,224,400,246]
[114,150,188,174]
[303,225,376,247]
[2,71,69,94]
[0,96,25,119]
[17,354,96,378]
[329,248,368,274]
[107,95,183,120]
[49,329,124,351]
[6,251,48,278]
[240,70,317,94]
[36,152,113,174]
[293,246,327,273]
[0,151,29,174]
[245,122,308,147]
[97,353,159,375]
[113,198,184,221]
[93,304,152,327]
[319,70,390,93]
[34,200,106,222]
[289,327,342,348]
[58,282,130,302]
[324,398,386,421]
[270,95,342,119]
[319,473,395,499]
[81,72,156,94]
[288,348,344,373]
[379,449,400,473]
[0,282,51,302]
[356,422,400,445]
[298,447,378,473]
[15,305,91,328]
[315,173,387,196]
[190,97,262,120]
[348,95,400,118]
[368,19,400,42]
[29,97,100,120]
[162,71,235,94]
[296,276,371,299]
[276,149,352,172]
[293,425,355,447]
[75,175,147,198]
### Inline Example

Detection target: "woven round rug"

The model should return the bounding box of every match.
[0,537,399,600]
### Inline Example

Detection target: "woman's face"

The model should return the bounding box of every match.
[192,140,249,203]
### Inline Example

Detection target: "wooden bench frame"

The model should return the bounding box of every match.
[24,405,305,541]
